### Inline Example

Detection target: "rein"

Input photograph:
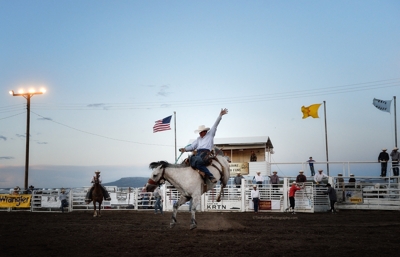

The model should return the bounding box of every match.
[147,166,167,186]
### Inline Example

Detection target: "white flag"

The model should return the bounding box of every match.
[373,98,392,113]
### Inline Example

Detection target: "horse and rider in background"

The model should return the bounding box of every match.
[85,170,111,217]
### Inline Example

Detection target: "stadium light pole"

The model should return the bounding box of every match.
[9,88,46,191]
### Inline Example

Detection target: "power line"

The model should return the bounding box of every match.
[30,111,174,147]
[3,78,399,111]
[0,112,26,121]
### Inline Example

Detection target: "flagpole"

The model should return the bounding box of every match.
[394,96,397,148]
[174,111,177,161]
[323,101,330,175]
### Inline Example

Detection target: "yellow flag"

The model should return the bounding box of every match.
[301,104,321,119]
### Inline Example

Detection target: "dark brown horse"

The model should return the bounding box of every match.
[92,175,103,217]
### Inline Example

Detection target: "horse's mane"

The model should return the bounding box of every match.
[149,161,186,169]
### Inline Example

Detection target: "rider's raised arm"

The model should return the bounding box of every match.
[209,108,228,136]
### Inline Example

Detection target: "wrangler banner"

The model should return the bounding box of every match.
[0,194,31,208]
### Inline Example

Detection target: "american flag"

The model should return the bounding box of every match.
[153,115,172,133]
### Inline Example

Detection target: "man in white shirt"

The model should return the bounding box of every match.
[253,171,263,187]
[314,169,329,185]
[179,108,228,183]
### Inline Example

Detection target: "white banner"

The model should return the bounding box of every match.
[41,195,61,207]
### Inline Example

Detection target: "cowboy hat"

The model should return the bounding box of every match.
[292,181,297,184]
[350,174,354,176]
[61,188,66,192]
[318,169,323,172]
[236,172,241,174]
[194,125,210,133]
[338,173,342,176]
[256,171,261,174]
[393,147,399,151]
[252,185,257,188]
[299,170,304,173]
[94,170,101,174]
[382,148,387,151]
[273,171,277,173]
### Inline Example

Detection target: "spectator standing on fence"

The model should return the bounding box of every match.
[59,188,68,213]
[253,171,263,187]
[153,186,163,214]
[12,186,20,195]
[348,174,356,188]
[288,182,304,214]
[234,172,244,188]
[251,185,260,213]
[390,147,399,176]
[269,171,280,188]
[307,157,316,176]
[325,183,337,213]
[337,174,344,188]
[28,185,35,194]
[296,170,307,183]
[378,148,389,177]
[314,169,329,185]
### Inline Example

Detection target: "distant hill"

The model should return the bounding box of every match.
[102,177,148,188]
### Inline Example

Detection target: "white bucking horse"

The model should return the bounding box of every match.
[146,149,230,230]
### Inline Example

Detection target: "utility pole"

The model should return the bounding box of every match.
[9,89,45,191]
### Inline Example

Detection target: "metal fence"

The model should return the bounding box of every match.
[1,175,400,213]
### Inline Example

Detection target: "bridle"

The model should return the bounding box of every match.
[147,166,167,186]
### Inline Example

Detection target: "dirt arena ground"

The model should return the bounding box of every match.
[1,209,399,257]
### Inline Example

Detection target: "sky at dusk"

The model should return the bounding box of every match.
[1,1,399,188]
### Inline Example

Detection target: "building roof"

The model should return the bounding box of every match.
[214,136,273,149]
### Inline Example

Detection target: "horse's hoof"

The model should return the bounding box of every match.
[190,224,197,230]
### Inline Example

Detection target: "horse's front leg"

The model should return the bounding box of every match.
[93,202,97,217]
[189,196,201,230]
[98,202,102,217]
[170,196,189,229]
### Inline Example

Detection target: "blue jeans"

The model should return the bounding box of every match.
[60,199,68,213]
[154,197,163,214]
[190,149,215,179]
[310,165,315,176]
[253,198,259,212]
[393,162,399,176]
[381,162,387,176]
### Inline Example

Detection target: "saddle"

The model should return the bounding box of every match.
[184,152,224,193]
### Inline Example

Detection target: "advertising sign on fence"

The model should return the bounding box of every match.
[259,200,279,210]
[41,195,61,207]
[229,163,249,176]
[0,194,31,208]
[344,189,363,204]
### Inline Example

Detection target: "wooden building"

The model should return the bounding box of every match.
[214,136,274,177]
